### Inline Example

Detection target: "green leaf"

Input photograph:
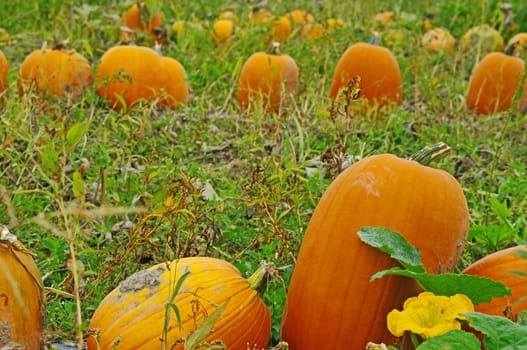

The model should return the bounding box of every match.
[416,330,481,350]
[371,268,510,305]
[184,300,229,350]
[42,142,59,174]
[463,312,527,349]
[72,171,86,200]
[358,227,425,272]
[66,121,91,153]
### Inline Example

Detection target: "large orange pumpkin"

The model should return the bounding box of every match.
[119,2,164,44]
[280,143,470,349]
[96,45,167,110]
[466,44,525,115]
[237,42,299,113]
[462,245,527,317]
[0,228,45,349]
[159,56,190,109]
[17,47,93,101]
[330,36,402,113]
[86,257,272,350]
[0,50,7,96]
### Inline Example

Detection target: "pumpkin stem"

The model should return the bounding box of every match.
[247,261,275,295]
[408,142,451,166]
[267,41,281,55]
[505,40,519,56]
[369,31,380,45]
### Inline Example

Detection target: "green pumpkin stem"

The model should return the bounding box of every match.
[267,41,281,55]
[247,261,275,296]
[408,142,451,166]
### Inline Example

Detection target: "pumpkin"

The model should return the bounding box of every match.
[267,16,292,44]
[326,18,344,31]
[86,257,272,350]
[459,25,504,56]
[237,42,299,113]
[506,32,527,57]
[466,44,525,115]
[0,50,7,97]
[462,245,527,317]
[330,35,402,113]
[210,19,235,45]
[421,27,456,53]
[18,46,93,101]
[159,56,190,108]
[280,143,470,349]
[372,10,395,28]
[286,9,315,27]
[119,2,164,44]
[250,8,273,25]
[217,10,238,24]
[0,227,45,350]
[300,22,327,40]
[96,45,167,110]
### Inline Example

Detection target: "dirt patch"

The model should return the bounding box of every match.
[119,266,165,294]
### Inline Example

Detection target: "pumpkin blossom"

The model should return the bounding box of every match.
[387,292,474,339]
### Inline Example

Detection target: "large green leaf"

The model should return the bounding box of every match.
[464,312,527,349]
[416,330,481,350]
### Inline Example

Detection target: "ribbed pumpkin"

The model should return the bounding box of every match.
[0,228,45,350]
[237,42,299,113]
[119,2,164,43]
[330,35,402,113]
[462,245,527,317]
[86,257,272,350]
[96,45,167,110]
[17,46,93,101]
[280,143,470,349]
[466,44,525,115]
[0,50,7,96]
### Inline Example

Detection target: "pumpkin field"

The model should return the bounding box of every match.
[1,0,527,349]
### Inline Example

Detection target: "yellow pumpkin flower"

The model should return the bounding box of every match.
[387,292,474,339]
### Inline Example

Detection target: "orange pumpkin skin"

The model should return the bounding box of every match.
[466,51,525,115]
[506,32,527,57]
[330,42,402,112]
[119,2,164,43]
[18,48,93,101]
[280,153,469,349]
[86,257,271,350]
[237,49,299,112]
[0,50,7,95]
[159,56,189,109]
[96,45,167,110]
[210,19,234,45]
[462,245,527,316]
[0,239,45,349]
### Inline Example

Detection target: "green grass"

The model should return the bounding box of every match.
[1,0,527,348]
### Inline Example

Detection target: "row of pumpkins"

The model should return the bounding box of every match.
[2,3,527,115]
[2,145,527,349]
[2,3,527,350]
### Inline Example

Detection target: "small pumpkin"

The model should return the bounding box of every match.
[17,45,94,101]
[0,49,7,97]
[210,19,235,45]
[280,143,470,349]
[330,34,402,113]
[462,245,527,317]
[237,42,299,112]
[0,227,45,350]
[119,2,164,44]
[286,9,315,27]
[250,8,273,25]
[86,257,272,350]
[466,43,525,115]
[372,10,395,28]
[266,16,292,44]
[421,27,456,53]
[96,45,167,110]
[300,22,327,40]
[459,25,504,56]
